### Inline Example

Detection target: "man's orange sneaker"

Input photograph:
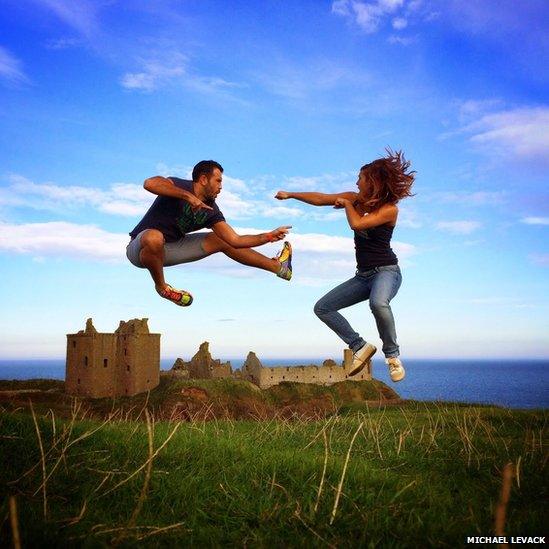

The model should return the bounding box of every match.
[157,284,193,307]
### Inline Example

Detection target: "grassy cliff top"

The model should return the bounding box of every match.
[0,376,400,421]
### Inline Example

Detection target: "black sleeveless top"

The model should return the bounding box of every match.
[354,223,398,270]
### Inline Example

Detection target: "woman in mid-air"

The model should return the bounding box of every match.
[275,149,415,382]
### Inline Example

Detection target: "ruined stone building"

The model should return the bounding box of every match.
[65,318,160,398]
[240,349,372,389]
[172,342,232,379]
[171,342,372,389]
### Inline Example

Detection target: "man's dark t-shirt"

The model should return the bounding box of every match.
[129,178,225,242]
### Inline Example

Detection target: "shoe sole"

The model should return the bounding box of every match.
[349,345,377,376]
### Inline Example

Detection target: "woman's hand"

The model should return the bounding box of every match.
[334,197,351,209]
[275,191,290,200]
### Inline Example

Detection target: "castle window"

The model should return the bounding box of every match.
[282,375,285,379]
[104,359,108,368]
[77,378,80,384]
[84,356,88,366]
[127,365,130,372]
[72,341,76,349]
[124,348,127,356]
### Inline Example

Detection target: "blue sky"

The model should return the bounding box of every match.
[0,0,548,361]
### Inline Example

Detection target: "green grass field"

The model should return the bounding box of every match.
[0,382,547,547]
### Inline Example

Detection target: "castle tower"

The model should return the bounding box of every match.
[115,319,160,397]
[65,318,117,398]
[66,318,160,398]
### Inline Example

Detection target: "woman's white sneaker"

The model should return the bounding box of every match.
[349,343,377,376]
[386,357,405,382]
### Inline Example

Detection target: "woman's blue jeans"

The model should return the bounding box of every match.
[313,265,402,358]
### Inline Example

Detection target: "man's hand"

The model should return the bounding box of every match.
[187,195,213,212]
[267,225,292,242]
[275,191,290,200]
[334,197,350,209]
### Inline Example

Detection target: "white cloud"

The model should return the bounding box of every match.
[0,220,417,286]
[459,106,549,160]
[332,0,405,33]
[0,47,29,86]
[392,17,408,29]
[0,221,126,262]
[436,221,481,234]
[2,174,150,217]
[521,217,549,226]
[35,0,99,37]
[387,35,415,45]
[529,253,549,267]
[120,56,187,92]
[436,190,506,206]
[121,54,245,102]
[45,37,82,50]
[257,58,370,100]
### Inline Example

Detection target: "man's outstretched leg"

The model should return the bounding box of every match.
[202,233,292,280]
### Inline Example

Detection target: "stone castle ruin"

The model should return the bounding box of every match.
[171,342,372,389]
[65,318,160,398]
[66,319,374,398]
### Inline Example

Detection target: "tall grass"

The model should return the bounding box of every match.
[0,400,547,547]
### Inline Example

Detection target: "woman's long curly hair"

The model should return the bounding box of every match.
[359,148,415,211]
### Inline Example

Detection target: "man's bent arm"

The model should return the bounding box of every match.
[144,176,212,211]
[275,191,357,206]
[212,221,290,248]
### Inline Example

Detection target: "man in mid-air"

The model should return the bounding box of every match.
[126,160,292,306]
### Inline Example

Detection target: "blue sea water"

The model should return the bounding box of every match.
[0,359,547,410]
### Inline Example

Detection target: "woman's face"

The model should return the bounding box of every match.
[356,169,370,197]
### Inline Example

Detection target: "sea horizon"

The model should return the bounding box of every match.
[0,358,547,410]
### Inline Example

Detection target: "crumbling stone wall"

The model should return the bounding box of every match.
[171,342,232,379]
[171,344,372,390]
[66,318,160,398]
[240,349,371,389]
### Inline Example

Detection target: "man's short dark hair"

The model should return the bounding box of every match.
[192,160,223,181]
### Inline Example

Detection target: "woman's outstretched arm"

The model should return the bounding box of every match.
[275,190,357,206]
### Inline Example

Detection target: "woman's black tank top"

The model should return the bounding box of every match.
[354,223,398,270]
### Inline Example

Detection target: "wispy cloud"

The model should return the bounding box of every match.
[1,174,150,217]
[436,220,481,235]
[521,217,549,226]
[120,54,187,92]
[529,253,549,267]
[120,53,246,103]
[435,191,506,206]
[0,221,417,282]
[44,37,82,50]
[34,0,99,38]
[448,105,549,161]
[0,221,126,261]
[0,46,29,86]
[256,58,370,101]
[332,0,405,33]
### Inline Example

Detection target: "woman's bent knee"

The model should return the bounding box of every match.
[314,300,328,318]
[370,300,390,315]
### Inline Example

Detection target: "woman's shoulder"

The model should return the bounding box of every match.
[377,203,398,226]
